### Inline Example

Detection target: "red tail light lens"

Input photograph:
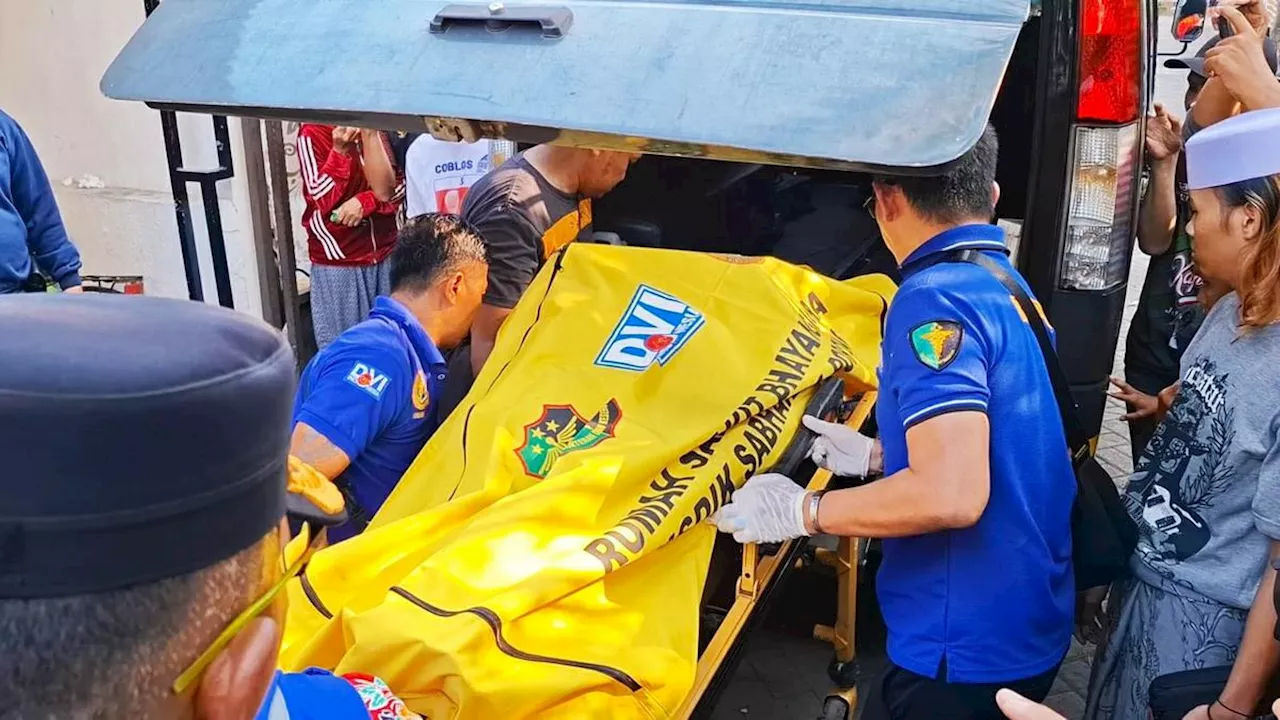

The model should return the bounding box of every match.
[1078,0,1142,123]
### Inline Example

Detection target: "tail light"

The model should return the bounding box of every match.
[1061,125,1142,290]
[1061,0,1144,291]
[1078,0,1143,123]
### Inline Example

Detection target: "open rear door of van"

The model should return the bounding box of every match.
[102,0,1029,173]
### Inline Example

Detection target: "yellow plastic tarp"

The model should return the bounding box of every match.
[280,244,893,719]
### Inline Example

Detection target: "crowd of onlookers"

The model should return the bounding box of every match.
[1017,2,1280,718]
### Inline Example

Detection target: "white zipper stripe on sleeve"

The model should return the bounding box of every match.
[308,213,336,260]
[298,137,336,197]
[317,214,346,260]
[309,212,344,260]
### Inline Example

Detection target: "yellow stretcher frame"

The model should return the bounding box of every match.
[676,387,876,720]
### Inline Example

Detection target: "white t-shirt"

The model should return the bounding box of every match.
[404,137,513,218]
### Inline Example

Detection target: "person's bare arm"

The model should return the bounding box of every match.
[1139,158,1181,255]
[470,304,513,377]
[290,422,352,480]
[360,130,397,202]
[815,411,991,538]
[1213,541,1280,716]
[1191,75,1243,131]
[1139,106,1183,256]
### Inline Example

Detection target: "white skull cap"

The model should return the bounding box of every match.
[1186,108,1280,190]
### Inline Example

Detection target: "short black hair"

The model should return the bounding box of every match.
[0,541,264,719]
[390,213,489,295]
[874,124,999,225]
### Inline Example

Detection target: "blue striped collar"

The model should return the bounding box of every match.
[900,224,1009,278]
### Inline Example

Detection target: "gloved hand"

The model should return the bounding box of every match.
[713,473,809,544]
[803,415,879,478]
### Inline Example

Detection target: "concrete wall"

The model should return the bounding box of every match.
[0,0,264,315]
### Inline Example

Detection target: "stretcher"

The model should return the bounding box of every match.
[280,244,893,720]
[681,380,875,720]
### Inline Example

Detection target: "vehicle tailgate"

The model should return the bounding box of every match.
[102,0,1029,171]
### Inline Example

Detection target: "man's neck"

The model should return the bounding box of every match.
[389,291,445,348]
[522,145,581,196]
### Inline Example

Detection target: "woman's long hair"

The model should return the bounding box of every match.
[1217,174,1280,328]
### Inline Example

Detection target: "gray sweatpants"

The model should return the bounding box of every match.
[309,258,393,349]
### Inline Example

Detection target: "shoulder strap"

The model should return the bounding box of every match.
[940,249,1092,462]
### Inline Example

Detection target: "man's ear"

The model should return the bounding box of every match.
[873,183,901,222]
[446,271,466,303]
[194,617,282,720]
[991,181,1002,214]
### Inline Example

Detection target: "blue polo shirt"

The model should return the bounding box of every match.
[254,670,370,719]
[875,224,1075,684]
[293,296,447,541]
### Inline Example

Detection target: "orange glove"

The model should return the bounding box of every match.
[287,455,345,516]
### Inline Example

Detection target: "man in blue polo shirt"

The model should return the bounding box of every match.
[715,126,1074,719]
[291,213,488,541]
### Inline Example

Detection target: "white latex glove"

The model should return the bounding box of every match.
[712,473,808,544]
[803,415,876,477]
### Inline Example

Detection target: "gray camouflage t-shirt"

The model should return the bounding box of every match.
[1124,292,1280,609]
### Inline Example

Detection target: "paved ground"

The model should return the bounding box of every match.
[709,23,1196,718]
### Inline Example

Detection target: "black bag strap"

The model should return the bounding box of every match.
[935,249,1092,463]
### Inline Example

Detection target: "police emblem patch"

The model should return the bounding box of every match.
[346,362,390,398]
[909,321,963,371]
[516,399,622,478]
[595,285,705,372]
[412,371,429,417]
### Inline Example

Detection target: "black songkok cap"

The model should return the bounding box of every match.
[0,294,295,598]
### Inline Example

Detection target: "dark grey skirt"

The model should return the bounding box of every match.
[1084,572,1246,720]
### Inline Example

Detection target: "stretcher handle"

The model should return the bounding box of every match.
[430,4,574,38]
[771,377,847,482]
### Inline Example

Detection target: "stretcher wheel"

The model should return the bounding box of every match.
[827,656,860,688]
[818,695,851,720]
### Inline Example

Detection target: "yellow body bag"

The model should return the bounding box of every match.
[280,245,893,719]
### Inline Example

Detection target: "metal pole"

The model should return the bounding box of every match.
[202,115,236,308]
[157,111,204,301]
[264,121,309,363]
[239,118,285,328]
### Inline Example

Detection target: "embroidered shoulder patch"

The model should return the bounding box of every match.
[411,371,430,418]
[909,321,964,371]
[346,362,390,399]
